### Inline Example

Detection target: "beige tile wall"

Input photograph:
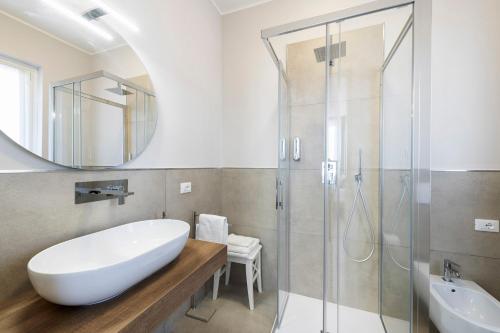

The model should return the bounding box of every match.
[220,168,277,292]
[3,160,495,327]
[2,168,495,328]
[285,24,384,314]
[165,169,222,238]
[0,168,222,303]
[430,171,500,299]
[155,170,500,319]
[380,170,412,321]
[287,34,326,302]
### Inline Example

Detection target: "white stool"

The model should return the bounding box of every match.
[213,244,262,310]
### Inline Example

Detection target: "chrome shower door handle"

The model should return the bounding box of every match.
[293,137,301,161]
[279,138,287,161]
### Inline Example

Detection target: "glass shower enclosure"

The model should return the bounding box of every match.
[264,1,431,332]
[51,70,156,168]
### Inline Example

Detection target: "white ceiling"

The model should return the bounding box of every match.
[210,0,272,15]
[0,0,129,54]
[0,0,271,55]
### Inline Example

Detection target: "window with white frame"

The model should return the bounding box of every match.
[0,54,40,152]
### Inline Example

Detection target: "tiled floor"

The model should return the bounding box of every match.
[170,289,409,333]
[171,284,276,333]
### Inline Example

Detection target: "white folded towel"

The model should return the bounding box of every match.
[228,245,261,258]
[196,214,228,244]
[228,240,259,255]
[228,233,258,247]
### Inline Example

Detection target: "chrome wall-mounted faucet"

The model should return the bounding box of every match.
[442,259,462,282]
[101,184,134,205]
[75,179,134,205]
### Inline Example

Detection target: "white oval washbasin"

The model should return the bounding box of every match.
[28,219,190,306]
[430,274,500,333]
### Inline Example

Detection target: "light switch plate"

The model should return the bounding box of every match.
[180,182,192,194]
[474,219,499,232]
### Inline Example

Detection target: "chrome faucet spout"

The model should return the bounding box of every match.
[75,180,134,205]
[443,259,461,282]
[102,185,134,205]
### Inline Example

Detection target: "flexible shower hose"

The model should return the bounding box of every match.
[343,174,375,263]
[387,175,410,271]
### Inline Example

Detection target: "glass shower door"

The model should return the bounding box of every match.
[270,24,329,332]
[326,15,387,332]
[380,15,414,333]
[324,21,341,333]
[276,62,290,327]
[265,2,425,332]
[325,5,414,333]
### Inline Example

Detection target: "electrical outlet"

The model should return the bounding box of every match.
[180,182,192,194]
[474,219,499,233]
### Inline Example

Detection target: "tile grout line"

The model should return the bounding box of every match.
[430,249,500,261]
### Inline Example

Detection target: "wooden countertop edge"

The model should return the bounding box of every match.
[0,239,227,333]
[121,241,227,332]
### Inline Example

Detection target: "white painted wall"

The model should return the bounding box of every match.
[0,0,222,170]
[90,46,147,79]
[111,0,222,169]
[222,0,500,170]
[221,0,374,168]
[431,0,500,170]
[2,0,499,171]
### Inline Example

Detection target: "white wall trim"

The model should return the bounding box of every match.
[210,0,273,16]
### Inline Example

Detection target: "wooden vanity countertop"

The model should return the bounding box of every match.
[0,239,226,333]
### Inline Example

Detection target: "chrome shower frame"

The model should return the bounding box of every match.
[51,70,155,97]
[262,0,432,332]
[49,70,156,168]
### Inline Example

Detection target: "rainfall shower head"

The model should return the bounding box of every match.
[314,41,347,65]
[106,83,134,96]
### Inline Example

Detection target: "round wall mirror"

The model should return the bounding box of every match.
[0,0,157,169]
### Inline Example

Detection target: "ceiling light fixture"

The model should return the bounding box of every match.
[91,0,139,33]
[40,0,113,41]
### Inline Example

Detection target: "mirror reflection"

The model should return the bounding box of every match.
[0,0,157,168]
